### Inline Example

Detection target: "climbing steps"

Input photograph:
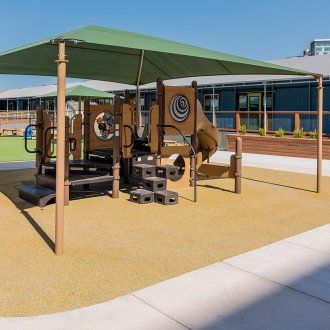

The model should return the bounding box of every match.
[130,163,179,205]
[18,159,114,207]
[18,185,56,207]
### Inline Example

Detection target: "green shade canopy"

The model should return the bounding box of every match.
[39,84,115,98]
[0,25,316,85]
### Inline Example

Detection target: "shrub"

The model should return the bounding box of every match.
[240,124,247,135]
[275,128,285,138]
[293,128,305,138]
[310,129,317,139]
[258,127,266,136]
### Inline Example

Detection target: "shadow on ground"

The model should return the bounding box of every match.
[200,260,330,329]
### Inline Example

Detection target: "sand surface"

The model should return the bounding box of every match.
[0,167,329,316]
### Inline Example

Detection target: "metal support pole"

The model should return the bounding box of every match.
[136,49,144,131]
[316,75,323,193]
[16,98,19,120]
[55,41,68,255]
[78,96,82,115]
[235,137,242,194]
[212,85,216,127]
[136,86,141,132]
[263,82,267,132]
[112,95,121,198]
[191,81,198,202]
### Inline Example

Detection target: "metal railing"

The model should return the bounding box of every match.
[205,110,330,134]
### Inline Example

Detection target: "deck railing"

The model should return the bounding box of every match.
[0,110,37,125]
[204,111,330,134]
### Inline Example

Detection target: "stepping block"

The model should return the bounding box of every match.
[154,190,178,205]
[130,189,154,204]
[143,177,167,192]
[18,185,55,207]
[156,164,179,180]
[132,164,156,179]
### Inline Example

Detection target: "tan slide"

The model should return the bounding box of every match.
[196,100,221,162]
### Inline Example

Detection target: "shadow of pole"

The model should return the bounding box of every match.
[243,176,317,193]
[20,209,55,253]
[197,183,236,194]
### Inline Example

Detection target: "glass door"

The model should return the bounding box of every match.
[204,94,219,124]
[247,93,261,130]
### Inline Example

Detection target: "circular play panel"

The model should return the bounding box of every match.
[94,112,114,140]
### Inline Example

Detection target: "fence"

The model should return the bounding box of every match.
[0,110,36,126]
[204,110,329,134]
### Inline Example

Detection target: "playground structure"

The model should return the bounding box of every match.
[18,79,242,208]
[0,25,323,255]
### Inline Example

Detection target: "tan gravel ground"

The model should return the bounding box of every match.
[0,166,329,316]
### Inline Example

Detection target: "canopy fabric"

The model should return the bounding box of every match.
[39,85,115,98]
[0,25,316,85]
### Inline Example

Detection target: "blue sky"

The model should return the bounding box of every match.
[0,0,329,88]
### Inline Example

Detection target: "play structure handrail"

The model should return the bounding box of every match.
[43,125,77,157]
[44,126,57,159]
[69,137,77,152]
[24,124,42,154]
[157,124,197,202]
[123,125,134,148]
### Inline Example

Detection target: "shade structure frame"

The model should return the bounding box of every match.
[315,75,323,193]
[0,25,325,255]
[0,25,317,86]
[54,41,67,255]
[38,84,116,99]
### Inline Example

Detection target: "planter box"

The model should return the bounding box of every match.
[227,134,330,159]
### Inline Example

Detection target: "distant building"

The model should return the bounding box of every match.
[305,39,330,56]
[1,55,330,133]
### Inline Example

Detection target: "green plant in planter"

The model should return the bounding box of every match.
[275,127,285,138]
[240,124,247,135]
[258,127,266,136]
[310,129,317,139]
[293,127,305,138]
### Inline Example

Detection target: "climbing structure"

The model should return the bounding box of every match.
[19,80,242,207]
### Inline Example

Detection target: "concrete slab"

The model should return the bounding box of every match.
[1,225,329,329]
[0,295,185,330]
[134,262,330,330]
[284,224,330,255]
[211,151,330,176]
[225,241,330,303]
[0,161,34,170]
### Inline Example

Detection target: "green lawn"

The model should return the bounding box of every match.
[0,137,36,162]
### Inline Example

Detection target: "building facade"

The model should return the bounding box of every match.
[310,39,330,56]
[136,77,330,133]
[1,55,330,134]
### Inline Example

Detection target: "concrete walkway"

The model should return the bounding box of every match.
[1,224,329,330]
[0,160,34,170]
[211,151,330,176]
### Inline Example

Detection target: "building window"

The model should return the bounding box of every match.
[249,95,260,111]
[140,97,145,111]
[204,94,219,112]
[266,94,273,110]
[238,94,247,110]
